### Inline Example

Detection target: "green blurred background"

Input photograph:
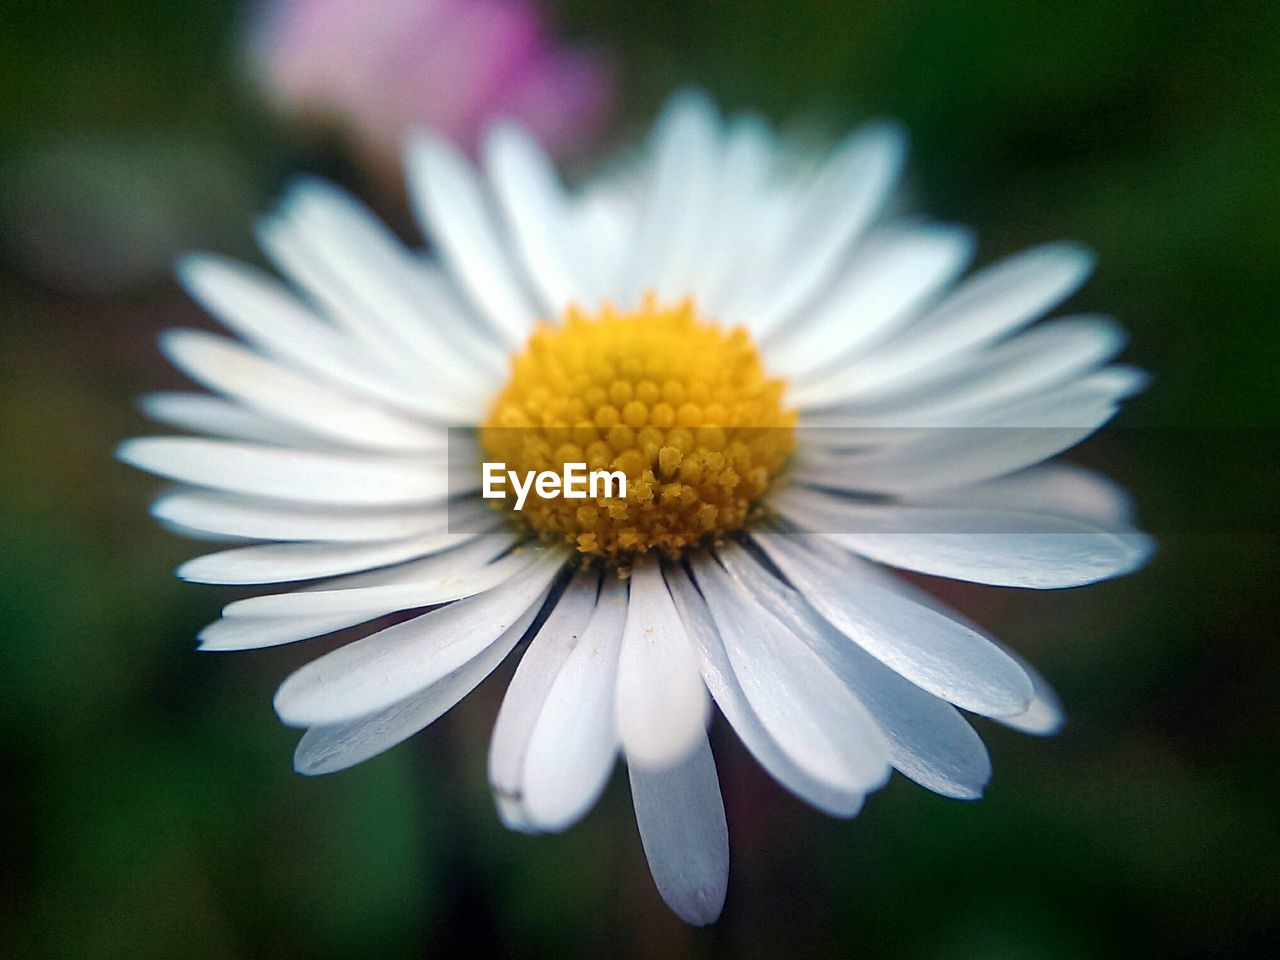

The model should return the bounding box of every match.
[2,1,1277,957]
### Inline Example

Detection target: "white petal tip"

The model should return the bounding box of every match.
[1042,240,1097,279]
[156,326,193,358]
[483,118,530,151]
[174,559,222,584]
[668,890,725,927]
[115,437,148,467]
[173,251,208,287]
[1002,700,1067,737]
[861,117,910,152]
[408,131,461,168]
[271,697,313,730]
[666,86,716,114]
[272,683,378,731]
[291,747,340,777]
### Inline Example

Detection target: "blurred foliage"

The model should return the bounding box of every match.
[1,1,1277,957]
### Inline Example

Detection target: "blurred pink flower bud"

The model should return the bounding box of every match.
[247,0,614,165]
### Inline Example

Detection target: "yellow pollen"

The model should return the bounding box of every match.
[480,295,796,561]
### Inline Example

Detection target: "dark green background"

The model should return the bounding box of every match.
[1,1,1276,957]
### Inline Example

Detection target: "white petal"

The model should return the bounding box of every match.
[406,134,538,345]
[768,224,974,378]
[749,533,1032,717]
[176,254,438,418]
[198,612,370,651]
[488,568,601,831]
[616,555,710,769]
[687,113,775,313]
[931,464,1135,528]
[196,527,506,648]
[732,121,906,337]
[859,564,1067,737]
[629,732,728,926]
[281,178,504,397]
[792,386,1121,496]
[722,541,992,798]
[692,555,892,793]
[219,535,527,612]
[118,437,454,506]
[160,329,444,453]
[286,526,503,593]
[483,122,599,314]
[177,532,477,585]
[252,213,480,424]
[1079,363,1150,399]
[293,596,545,775]
[408,260,510,377]
[810,315,1126,421]
[272,550,564,726]
[569,164,642,296]
[141,393,316,447]
[793,242,1094,406]
[994,654,1065,736]
[150,490,455,543]
[615,90,722,306]
[773,487,1153,589]
[643,103,724,302]
[665,566,865,818]
[520,576,629,832]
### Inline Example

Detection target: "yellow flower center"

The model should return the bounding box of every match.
[480,296,796,562]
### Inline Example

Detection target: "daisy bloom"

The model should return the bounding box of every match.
[120,91,1152,925]
[247,0,613,167]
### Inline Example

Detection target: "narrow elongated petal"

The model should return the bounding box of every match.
[855,560,1068,737]
[812,315,1126,423]
[794,243,1094,406]
[196,530,508,648]
[616,90,721,306]
[994,658,1065,735]
[723,542,992,797]
[774,487,1153,589]
[688,114,774,313]
[151,490,455,543]
[616,555,710,769]
[141,393,316,447]
[521,576,629,832]
[198,612,371,651]
[293,596,546,776]
[177,533,477,585]
[484,122,599,314]
[161,329,444,453]
[272,550,563,727]
[665,567,865,818]
[750,533,1032,717]
[407,134,538,345]
[768,224,974,377]
[692,556,892,793]
[118,437,451,506]
[220,537,526,612]
[253,217,479,423]
[793,382,1122,496]
[927,464,1135,528]
[489,568,601,831]
[177,254,438,418]
[281,179,504,396]
[568,168,641,296]
[736,121,907,337]
[629,732,728,925]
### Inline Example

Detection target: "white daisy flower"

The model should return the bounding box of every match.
[120,90,1151,925]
